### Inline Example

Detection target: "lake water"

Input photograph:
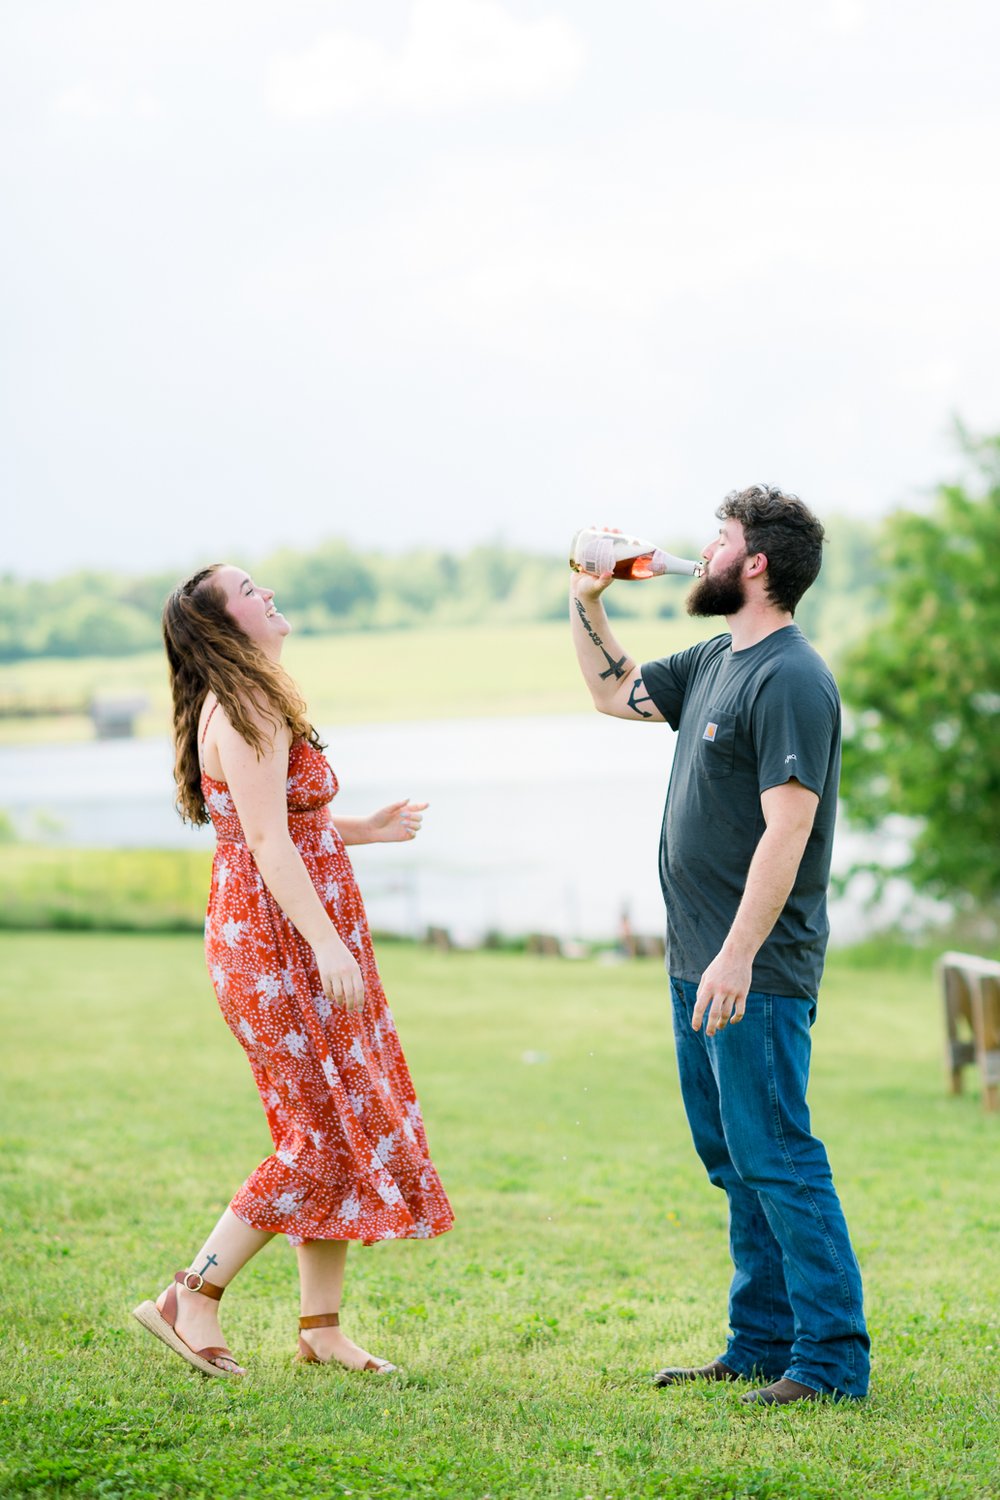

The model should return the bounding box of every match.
[0,714,908,944]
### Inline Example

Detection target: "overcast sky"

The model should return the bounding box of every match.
[3,0,998,578]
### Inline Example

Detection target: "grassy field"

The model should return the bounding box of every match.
[0,618,716,743]
[1,934,997,1498]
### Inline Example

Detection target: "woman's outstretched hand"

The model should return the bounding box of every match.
[315,938,366,1011]
[369,799,429,843]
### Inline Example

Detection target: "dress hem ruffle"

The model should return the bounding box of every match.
[229,1193,454,1248]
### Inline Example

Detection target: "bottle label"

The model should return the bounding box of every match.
[577,533,617,575]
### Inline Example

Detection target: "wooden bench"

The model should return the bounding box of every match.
[938,951,1000,1112]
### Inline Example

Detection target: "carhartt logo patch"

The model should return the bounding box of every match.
[703,722,719,742]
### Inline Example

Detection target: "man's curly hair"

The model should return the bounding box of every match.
[717,484,825,616]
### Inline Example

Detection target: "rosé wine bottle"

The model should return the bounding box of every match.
[569,527,703,580]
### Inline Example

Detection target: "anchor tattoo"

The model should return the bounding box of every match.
[627,678,654,718]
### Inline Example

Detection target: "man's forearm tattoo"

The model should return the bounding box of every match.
[574,597,627,680]
[627,677,654,718]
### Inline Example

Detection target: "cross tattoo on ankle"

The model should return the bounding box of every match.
[197,1253,219,1276]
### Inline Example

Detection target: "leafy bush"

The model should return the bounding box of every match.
[840,428,1000,906]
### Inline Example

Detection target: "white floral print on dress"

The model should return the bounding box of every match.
[376,1133,396,1164]
[272,1191,302,1216]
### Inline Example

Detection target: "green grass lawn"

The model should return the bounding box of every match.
[0,618,714,743]
[1,935,997,1498]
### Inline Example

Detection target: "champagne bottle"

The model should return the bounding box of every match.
[569,527,702,580]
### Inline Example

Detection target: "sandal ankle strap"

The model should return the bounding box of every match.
[175,1269,225,1301]
[299,1312,340,1330]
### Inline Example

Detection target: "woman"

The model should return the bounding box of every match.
[133,564,453,1378]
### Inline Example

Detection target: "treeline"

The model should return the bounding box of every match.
[0,518,879,664]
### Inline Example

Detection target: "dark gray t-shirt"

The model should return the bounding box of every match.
[641,624,841,1000]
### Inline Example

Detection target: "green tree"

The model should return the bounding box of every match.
[839,429,1000,907]
[261,541,377,630]
[40,596,159,657]
[795,513,883,657]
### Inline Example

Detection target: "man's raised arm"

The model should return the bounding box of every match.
[569,570,665,722]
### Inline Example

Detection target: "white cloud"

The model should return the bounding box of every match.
[822,0,868,36]
[267,0,584,119]
[897,359,962,397]
[52,82,162,121]
[53,83,114,120]
[232,105,1000,382]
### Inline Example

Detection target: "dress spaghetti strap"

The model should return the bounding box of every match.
[200,699,220,746]
[198,699,220,773]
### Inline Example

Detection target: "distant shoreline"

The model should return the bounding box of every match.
[0,618,718,747]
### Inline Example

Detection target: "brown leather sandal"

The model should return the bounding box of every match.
[132,1270,245,1379]
[296,1312,397,1374]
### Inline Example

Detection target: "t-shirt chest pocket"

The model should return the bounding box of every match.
[696,709,737,779]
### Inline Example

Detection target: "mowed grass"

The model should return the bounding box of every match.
[1,935,997,1499]
[0,618,712,743]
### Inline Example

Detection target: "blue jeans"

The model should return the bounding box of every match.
[669,978,870,1399]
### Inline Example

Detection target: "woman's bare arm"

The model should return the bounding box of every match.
[215,710,365,1010]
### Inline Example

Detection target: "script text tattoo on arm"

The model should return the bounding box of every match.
[574,598,627,681]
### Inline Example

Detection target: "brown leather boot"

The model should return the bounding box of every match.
[741,1377,819,1406]
[653,1359,742,1386]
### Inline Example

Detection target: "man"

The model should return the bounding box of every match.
[569,486,869,1406]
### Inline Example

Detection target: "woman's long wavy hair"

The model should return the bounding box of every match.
[162,565,324,825]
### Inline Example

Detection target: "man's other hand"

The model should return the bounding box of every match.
[693,952,752,1036]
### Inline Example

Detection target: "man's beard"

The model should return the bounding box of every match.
[686,554,747,617]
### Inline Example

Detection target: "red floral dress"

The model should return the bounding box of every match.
[201,732,454,1246]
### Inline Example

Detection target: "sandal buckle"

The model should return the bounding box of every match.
[182,1270,205,1292]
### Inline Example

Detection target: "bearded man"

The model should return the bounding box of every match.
[569,485,869,1405]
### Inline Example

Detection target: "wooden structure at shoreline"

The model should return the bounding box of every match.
[939,950,1000,1112]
